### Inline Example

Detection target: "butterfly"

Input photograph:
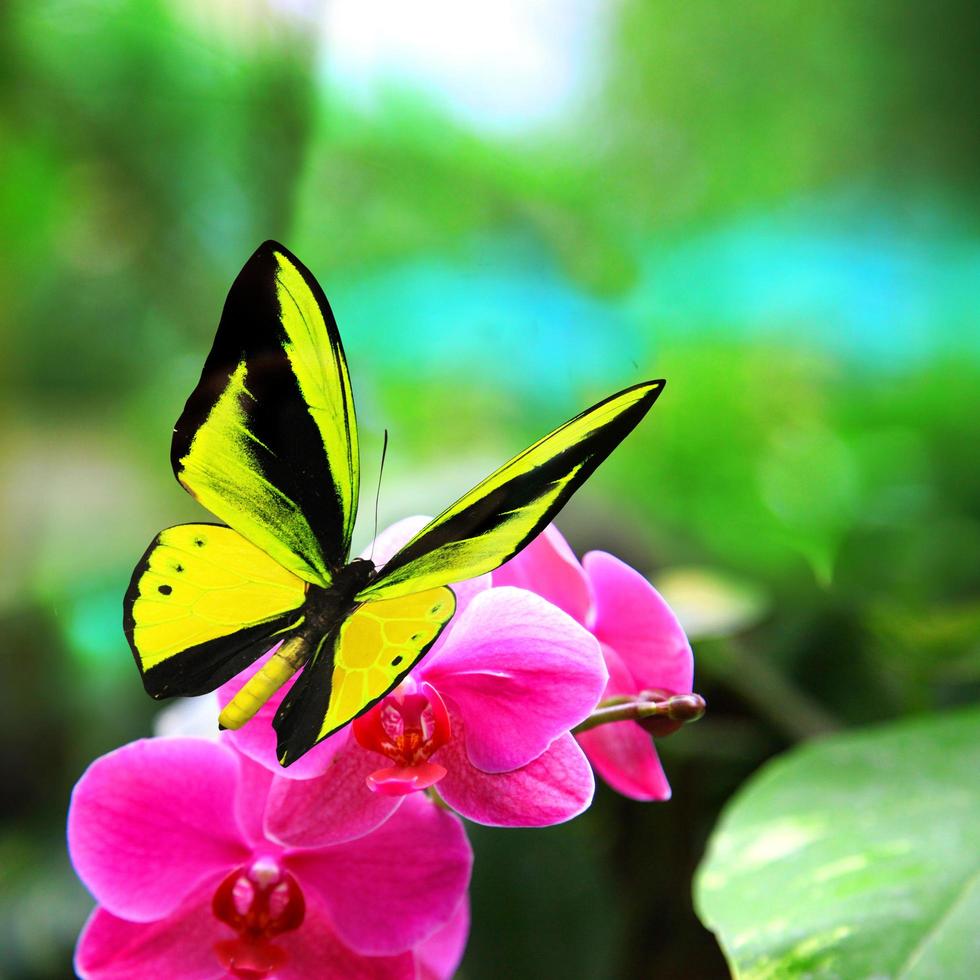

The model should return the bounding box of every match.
[124,241,665,766]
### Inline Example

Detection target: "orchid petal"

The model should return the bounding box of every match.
[576,719,671,801]
[360,515,432,568]
[492,523,593,623]
[290,795,472,956]
[584,550,693,695]
[265,734,402,848]
[75,899,225,980]
[277,895,417,980]
[436,728,595,827]
[230,745,275,847]
[416,898,470,980]
[424,588,606,772]
[436,573,491,630]
[68,739,249,922]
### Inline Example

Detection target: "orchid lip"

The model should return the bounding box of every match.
[366,761,449,797]
[353,683,453,793]
[212,857,305,978]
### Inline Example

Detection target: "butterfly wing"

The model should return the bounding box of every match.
[172,240,359,587]
[358,380,664,601]
[125,524,307,698]
[273,587,455,765]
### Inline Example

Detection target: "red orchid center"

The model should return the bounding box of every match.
[352,686,453,796]
[212,857,305,978]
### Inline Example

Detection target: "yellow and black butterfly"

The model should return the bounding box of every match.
[124,241,665,766]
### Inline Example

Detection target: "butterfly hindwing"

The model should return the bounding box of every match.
[172,241,359,587]
[125,523,307,698]
[273,586,456,765]
[357,380,664,601]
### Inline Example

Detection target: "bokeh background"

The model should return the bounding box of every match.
[1,1,978,977]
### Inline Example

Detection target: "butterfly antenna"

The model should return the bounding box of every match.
[368,428,389,563]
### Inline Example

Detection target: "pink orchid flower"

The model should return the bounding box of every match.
[220,517,609,842]
[494,524,694,801]
[68,737,471,979]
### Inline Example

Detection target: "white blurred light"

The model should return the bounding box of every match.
[154,695,221,740]
[321,0,606,133]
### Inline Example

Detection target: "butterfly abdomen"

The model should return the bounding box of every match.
[218,633,310,730]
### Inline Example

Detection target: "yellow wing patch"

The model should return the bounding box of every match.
[127,524,306,671]
[317,587,456,741]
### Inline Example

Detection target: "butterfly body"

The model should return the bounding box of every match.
[305,558,378,630]
[125,240,665,766]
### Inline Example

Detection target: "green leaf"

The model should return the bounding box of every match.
[694,707,980,979]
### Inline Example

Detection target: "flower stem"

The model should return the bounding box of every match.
[573,692,706,736]
[425,784,453,811]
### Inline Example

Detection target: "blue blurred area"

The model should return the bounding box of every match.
[632,196,980,365]
[334,242,640,400]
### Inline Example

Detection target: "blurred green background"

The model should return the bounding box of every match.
[1,1,978,977]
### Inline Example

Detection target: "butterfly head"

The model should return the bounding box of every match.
[345,556,375,580]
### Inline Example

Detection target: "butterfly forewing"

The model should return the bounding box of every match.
[356,380,664,602]
[125,524,307,698]
[273,587,456,765]
[172,241,359,587]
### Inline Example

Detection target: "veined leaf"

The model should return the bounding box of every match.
[694,707,980,979]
